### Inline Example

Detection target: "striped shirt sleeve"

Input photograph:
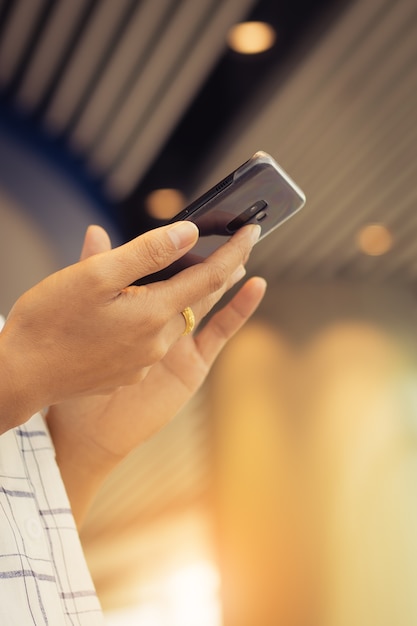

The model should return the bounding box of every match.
[0,316,105,624]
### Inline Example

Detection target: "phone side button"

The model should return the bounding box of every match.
[255,210,267,221]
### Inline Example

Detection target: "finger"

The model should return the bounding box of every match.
[159,224,261,313]
[97,222,199,292]
[148,225,260,342]
[80,225,112,261]
[194,277,267,365]
[169,263,246,339]
[203,223,261,267]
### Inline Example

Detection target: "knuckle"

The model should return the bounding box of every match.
[206,262,228,292]
[142,303,167,334]
[123,370,146,386]
[234,237,251,264]
[82,256,112,291]
[147,340,167,364]
[143,237,169,269]
[137,309,170,363]
[230,228,254,258]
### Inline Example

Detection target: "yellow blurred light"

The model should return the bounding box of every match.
[105,561,221,626]
[145,188,186,220]
[356,223,393,256]
[166,561,221,626]
[227,21,276,55]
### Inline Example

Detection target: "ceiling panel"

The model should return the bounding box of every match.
[0,0,258,196]
[43,0,133,132]
[69,0,176,154]
[16,0,87,109]
[103,0,256,197]
[195,0,417,286]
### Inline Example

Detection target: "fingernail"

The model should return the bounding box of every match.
[231,264,246,284]
[167,221,199,249]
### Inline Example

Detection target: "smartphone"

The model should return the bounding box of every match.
[142,151,305,282]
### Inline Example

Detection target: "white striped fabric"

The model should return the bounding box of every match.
[0,317,104,625]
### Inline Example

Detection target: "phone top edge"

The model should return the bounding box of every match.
[235,151,306,204]
[233,151,271,180]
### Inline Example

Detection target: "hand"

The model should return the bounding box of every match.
[46,225,267,525]
[0,220,259,431]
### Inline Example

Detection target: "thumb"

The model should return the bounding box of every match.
[80,225,112,260]
[98,221,199,291]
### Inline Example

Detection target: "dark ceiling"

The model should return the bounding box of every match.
[0,0,350,241]
[2,0,417,290]
[120,0,349,238]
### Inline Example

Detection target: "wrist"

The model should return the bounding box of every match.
[0,332,46,433]
[46,398,122,527]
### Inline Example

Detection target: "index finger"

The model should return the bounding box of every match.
[154,223,261,311]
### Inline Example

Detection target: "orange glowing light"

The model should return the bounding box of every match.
[356,223,393,256]
[227,21,276,55]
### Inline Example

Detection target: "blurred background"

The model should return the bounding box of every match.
[1,0,417,624]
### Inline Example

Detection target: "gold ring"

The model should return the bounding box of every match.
[181,306,195,336]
